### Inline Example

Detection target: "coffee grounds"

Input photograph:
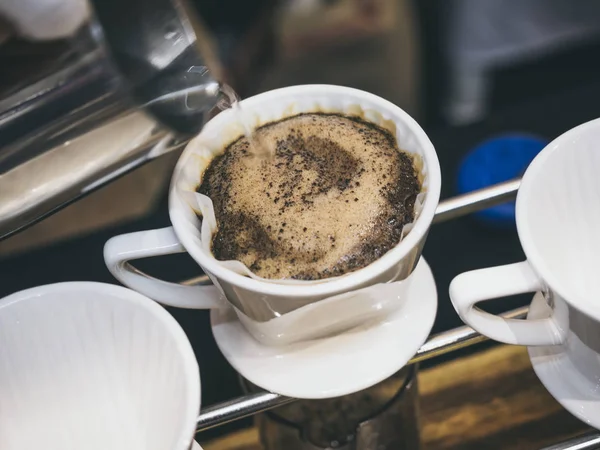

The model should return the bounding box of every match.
[197,112,420,280]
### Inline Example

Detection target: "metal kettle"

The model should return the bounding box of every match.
[0,0,225,239]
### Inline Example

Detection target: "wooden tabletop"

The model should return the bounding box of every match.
[199,345,590,450]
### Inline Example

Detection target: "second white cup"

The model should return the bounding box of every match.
[450,118,600,382]
[0,282,201,450]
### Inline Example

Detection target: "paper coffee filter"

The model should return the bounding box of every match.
[180,190,339,285]
[174,94,428,285]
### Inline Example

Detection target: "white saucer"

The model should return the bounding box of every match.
[528,292,600,429]
[210,257,437,399]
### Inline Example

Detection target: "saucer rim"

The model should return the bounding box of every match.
[210,257,437,399]
[527,292,600,428]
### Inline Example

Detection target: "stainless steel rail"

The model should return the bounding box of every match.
[192,178,600,449]
[410,306,527,363]
[540,433,600,450]
[196,392,294,432]
[433,178,520,224]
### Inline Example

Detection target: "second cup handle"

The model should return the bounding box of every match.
[104,227,225,309]
[449,261,567,346]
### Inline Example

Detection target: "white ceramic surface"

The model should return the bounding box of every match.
[528,292,600,430]
[0,282,200,450]
[450,117,600,346]
[104,85,441,345]
[210,257,437,399]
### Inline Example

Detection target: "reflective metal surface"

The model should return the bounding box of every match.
[540,433,600,450]
[197,392,294,432]
[0,0,223,240]
[92,0,223,133]
[411,306,527,363]
[433,178,521,224]
[0,110,181,239]
[0,25,130,176]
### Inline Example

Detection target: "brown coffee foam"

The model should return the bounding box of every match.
[211,103,425,189]
[198,113,420,280]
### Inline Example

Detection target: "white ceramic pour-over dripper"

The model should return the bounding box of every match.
[450,117,600,347]
[104,85,441,345]
[0,282,201,450]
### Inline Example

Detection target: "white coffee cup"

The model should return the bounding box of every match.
[450,118,600,355]
[0,282,202,450]
[104,85,441,345]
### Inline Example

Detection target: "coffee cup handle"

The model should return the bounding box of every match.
[104,227,224,309]
[449,261,568,346]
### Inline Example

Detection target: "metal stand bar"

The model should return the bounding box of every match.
[410,306,527,363]
[433,178,520,224]
[539,433,600,450]
[196,392,294,432]
[196,180,525,432]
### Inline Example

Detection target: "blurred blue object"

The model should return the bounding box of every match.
[457,134,548,228]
